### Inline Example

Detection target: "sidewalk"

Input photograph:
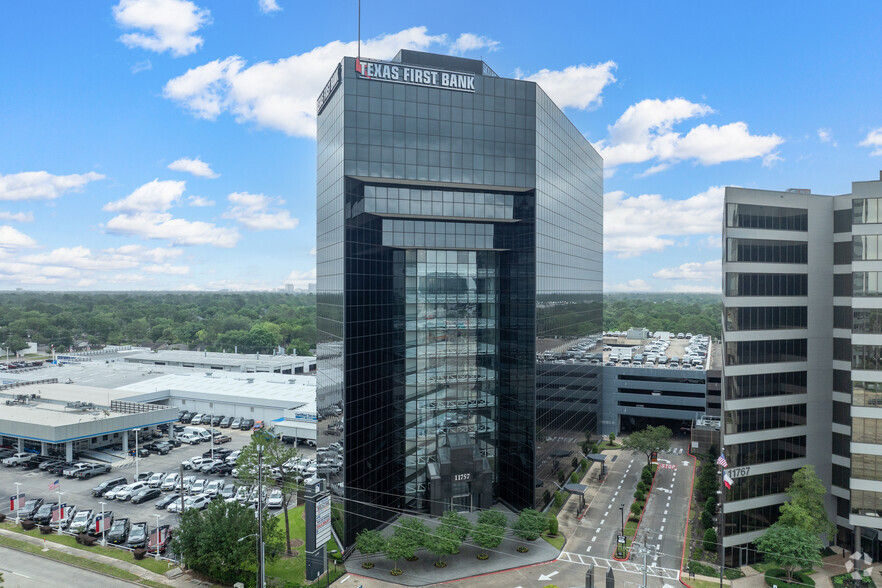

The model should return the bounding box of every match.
[0,526,191,587]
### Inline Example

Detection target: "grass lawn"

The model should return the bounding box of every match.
[688,578,731,588]
[0,521,171,575]
[541,531,565,550]
[264,505,345,586]
[0,533,141,582]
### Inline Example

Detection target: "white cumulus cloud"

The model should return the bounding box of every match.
[163,26,446,137]
[861,127,882,156]
[520,62,617,110]
[104,179,186,212]
[113,0,210,57]
[20,246,141,271]
[188,195,215,207]
[258,0,281,13]
[449,33,499,55]
[223,192,298,231]
[143,263,190,274]
[0,226,38,251]
[604,186,725,258]
[0,171,105,202]
[168,157,219,178]
[104,211,240,247]
[597,98,783,171]
[605,279,651,292]
[653,259,721,281]
[0,212,34,222]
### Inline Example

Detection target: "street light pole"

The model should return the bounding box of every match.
[154,514,161,560]
[56,490,64,535]
[619,503,625,557]
[14,482,21,524]
[135,429,139,480]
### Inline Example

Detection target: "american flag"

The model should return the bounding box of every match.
[48,479,59,490]
[716,454,728,468]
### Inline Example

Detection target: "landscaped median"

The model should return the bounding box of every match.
[612,463,657,561]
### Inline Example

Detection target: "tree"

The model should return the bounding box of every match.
[472,521,505,558]
[547,515,559,536]
[171,499,284,586]
[385,533,414,572]
[620,425,672,466]
[428,524,460,566]
[630,502,642,517]
[700,510,713,530]
[696,462,719,502]
[440,510,471,543]
[235,429,300,554]
[513,508,547,541]
[641,467,654,485]
[476,509,508,529]
[703,528,717,552]
[778,465,836,542]
[355,529,386,564]
[396,516,431,551]
[754,522,823,583]
[634,490,645,501]
[609,432,616,445]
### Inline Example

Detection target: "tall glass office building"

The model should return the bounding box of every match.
[316,50,602,551]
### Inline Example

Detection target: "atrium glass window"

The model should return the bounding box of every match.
[726,203,808,231]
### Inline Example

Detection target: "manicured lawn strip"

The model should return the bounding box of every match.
[689,578,730,588]
[264,505,345,585]
[541,531,565,550]
[0,533,141,582]
[832,573,876,588]
[0,522,170,574]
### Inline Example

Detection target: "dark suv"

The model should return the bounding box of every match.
[107,518,130,544]
[92,476,128,497]
[18,498,44,520]
[240,419,255,430]
[125,522,148,549]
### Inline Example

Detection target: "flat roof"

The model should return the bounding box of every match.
[123,350,314,368]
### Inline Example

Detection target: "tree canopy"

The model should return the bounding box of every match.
[755,522,823,582]
[621,425,673,466]
[778,465,836,542]
[603,293,722,339]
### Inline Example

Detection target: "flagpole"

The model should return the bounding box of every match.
[56,489,63,535]
[720,451,725,588]
[14,482,21,524]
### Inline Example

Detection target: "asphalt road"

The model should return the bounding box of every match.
[0,546,134,587]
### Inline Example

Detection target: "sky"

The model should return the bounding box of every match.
[1,1,881,293]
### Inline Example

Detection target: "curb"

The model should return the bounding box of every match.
[0,534,144,586]
[612,461,656,561]
[345,557,562,587]
[679,447,700,588]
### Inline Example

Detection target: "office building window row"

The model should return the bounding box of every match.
[726,238,808,264]
[835,338,853,362]
[726,203,808,231]
[834,306,853,329]
[852,417,882,444]
[834,273,853,296]
[853,381,882,406]
[833,401,852,426]
[851,489,882,518]
[854,272,882,297]
[854,308,882,334]
[725,371,806,400]
[851,344,882,370]
[727,435,806,467]
[832,464,851,488]
[834,370,852,394]
[853,235,882,261]
[362,185,516,220]
[852,454,882,481]
[726,469,795,502]
[835,208,854,233]
[853,198,882,225]
[725,339,807,365]
[833,432,851,458]
[725,306,807,331]
[725,504,781,536]
[382,218,495,249]
[725,273,808,297]
[725,404,807,434]
[835,241,854,265]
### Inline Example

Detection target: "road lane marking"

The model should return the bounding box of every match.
[596,528,601,533]
[658,534,663,540]
[586,546,592,552]
[660,525,664,531]
[663,518,666,523]
[592,536,597,542]
[664,510,668,515]
[600,519,605,525]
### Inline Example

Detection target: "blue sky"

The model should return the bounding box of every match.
[1,1,881,292]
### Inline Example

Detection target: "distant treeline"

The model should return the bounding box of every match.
[603,293,722,339]
[0,292,316,356]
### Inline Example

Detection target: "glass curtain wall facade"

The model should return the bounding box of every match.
[316,50,602,551]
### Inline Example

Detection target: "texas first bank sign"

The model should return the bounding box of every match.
[317,58,477,115]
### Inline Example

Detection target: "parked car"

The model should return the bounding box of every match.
[219,416,233,428]
[22,455,54,470]
[202,447,232,459]
[75,463,111,479]
[155,493,182,510]
[205,479,225,497]
[62,462,92,478]
[212,463,234,476]
[215,435,232,444]
[16,498,44,520]
[107,518,131,544]
[113,482,149,501]
[92,476,128,497]
[231,417,243,429]
[240,419,255,430]
[56,504,78,529]
[220,485,237,502]
[143,442,170,455]
[180,412,194,424]
[181,475,197,493]
[253,420,264,431]
[135,471,154,482]
[87,511,113,537]
[147,524,173,554]
[32,502,60,525]
[234,486,250,503]
[184,494,211,511]
[190,414,205,425]
[166,437,182,448]
[182,456,211,470]
[38,459,65,472]
[266,489,284,509]
[3,452,33,467]
[147,472,166,488]
[125,522,149,549]
[198,459,224,474]
[131,487,162,504]
[211,415,224,427]
[225,450,242,464]
[179,433,201,445]
[68,509,93,534]
[161,472,181,492]
[47,461,76,475]
[189,479,207,495]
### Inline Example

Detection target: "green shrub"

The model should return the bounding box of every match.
[634,490,644,501]
[704,496,717,513]
[547,516,559,536]
[542,489,551,505]
[571,457,579,470]
[688,560,716,576]
[554,491,564,508]
[558,471,565,484]
[636,481,647,493]
[764,568,815,587]
[703,528,717,552]
[700,510,713,530]
[641,468,653,485]
[630,502,642,517]
[581,459,589,471]
[570,471,579,483]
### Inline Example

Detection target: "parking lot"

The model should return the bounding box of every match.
[1,424,315,546]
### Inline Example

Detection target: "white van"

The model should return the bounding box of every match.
[183,426,212,442]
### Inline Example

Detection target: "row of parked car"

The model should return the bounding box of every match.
[13,497,172,553]
[0,450,114,479]
[178,411,257,430]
